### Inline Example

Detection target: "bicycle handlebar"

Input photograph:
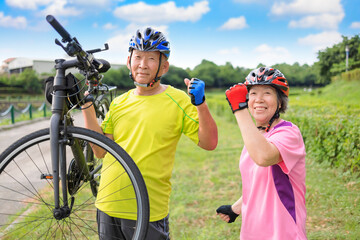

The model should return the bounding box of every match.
[46,15,72,43]
[46,15,110,77]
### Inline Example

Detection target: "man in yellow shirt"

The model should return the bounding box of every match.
[82,27,218,239]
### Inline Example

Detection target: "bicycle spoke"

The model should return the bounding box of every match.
[0,183,44,205]
[25,147,54,189]
[37,143,52,179]
[2,212,53,239]
[8,160,51,207]
[0,127,149,239]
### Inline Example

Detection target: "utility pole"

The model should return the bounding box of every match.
[345,45,349,72]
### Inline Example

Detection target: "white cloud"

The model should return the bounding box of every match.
[254,44,292,66]
[271,0,343,16]
[271,0,344,30]
[0,12,27,29]
[69,0,124,7]
[40,0,82,17]
[113,1,210,24]
[298,31,342,51]
[289,13,344,30]
[5,0,52,10]
[103,23,117,30]
[233,0,265,3]
[350,22,360,29]
[220,16,248,30]
[6,0,118,10]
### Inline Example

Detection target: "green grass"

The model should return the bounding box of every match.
[169,113,360,239]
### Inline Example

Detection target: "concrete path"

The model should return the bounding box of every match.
[0,113,84,153]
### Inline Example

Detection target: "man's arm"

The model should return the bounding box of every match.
[196,102,218,150]
[184,78,218,151]
[81,102,114,158]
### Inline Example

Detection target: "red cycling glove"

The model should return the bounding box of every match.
[225,83,248,113]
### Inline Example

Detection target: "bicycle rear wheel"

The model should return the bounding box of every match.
[95,96,110,123]
[0,126,149,240]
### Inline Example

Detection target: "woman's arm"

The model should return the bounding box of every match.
[234,109,280,167]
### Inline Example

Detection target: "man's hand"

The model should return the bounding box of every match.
[225,83,248,113]
[184,78,205,106]
[216,205,239,223]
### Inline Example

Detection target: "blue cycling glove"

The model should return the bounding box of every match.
[189,78,205,106]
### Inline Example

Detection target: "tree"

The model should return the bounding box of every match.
[189,60,219,87]
[218,62,249,88]
[103,66,133,89]
[317,34,360,84]
[16,69,42,93]
[162,65,190,87]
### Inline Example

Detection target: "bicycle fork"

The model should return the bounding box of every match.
[49,113,71,220]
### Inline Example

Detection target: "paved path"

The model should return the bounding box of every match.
[0,113,84,152]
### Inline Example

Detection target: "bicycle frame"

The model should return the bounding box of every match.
[50,58,90,219]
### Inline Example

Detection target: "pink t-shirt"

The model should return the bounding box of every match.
[239,120,307,240]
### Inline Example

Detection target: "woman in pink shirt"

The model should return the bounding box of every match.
[216,67,307,240]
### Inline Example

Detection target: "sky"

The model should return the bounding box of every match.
[0,0,359,70]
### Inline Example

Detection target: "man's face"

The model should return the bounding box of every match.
[127,50,168,85]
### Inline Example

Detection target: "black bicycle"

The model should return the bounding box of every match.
[0,15,149,239]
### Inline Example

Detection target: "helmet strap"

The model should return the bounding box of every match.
[257,104,280,133]
[129,50,163,88]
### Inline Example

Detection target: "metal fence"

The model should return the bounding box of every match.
[0,102,49,124]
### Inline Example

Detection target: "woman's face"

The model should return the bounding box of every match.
[248,85,279,126]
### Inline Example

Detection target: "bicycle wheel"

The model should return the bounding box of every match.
[95,97,110,122]
[0,126,149,240]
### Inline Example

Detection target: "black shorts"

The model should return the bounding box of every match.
[97,209,170,240]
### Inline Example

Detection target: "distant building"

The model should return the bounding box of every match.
[1,57,123,75]
[0,58,15,74]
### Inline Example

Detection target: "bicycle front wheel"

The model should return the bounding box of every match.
[0,126,149,240]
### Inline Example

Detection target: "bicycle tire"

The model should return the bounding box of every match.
[0,126,149,240]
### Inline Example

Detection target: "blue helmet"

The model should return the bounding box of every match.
[129,27,170,59]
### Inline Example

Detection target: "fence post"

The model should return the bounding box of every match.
[10,105,15,124]
[29,104,33,120]
[38,102,47,117]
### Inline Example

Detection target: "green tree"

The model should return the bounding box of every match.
[16,69,42,93]
[189,59,219,87]
[317,34,360,84]
[218,62,249,87]
[103,66,133,89]
[162,65,190,87]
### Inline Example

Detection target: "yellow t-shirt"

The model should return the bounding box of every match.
[96,85,199,221]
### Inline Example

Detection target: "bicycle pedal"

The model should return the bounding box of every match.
[41,173,53,179]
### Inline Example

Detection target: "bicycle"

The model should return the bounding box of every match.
[0,15,149,239]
